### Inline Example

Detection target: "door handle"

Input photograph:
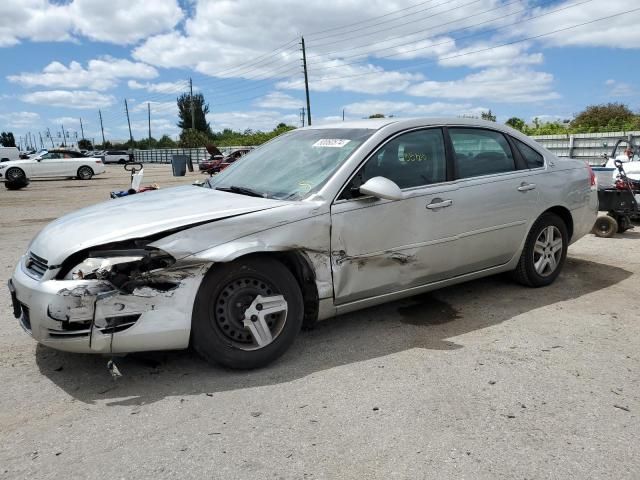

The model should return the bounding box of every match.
[517,182,536,192]
[426,198,453,210]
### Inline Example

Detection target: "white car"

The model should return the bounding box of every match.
[102,150,134,164]
[0,149,106,184]
[0,146,20,162]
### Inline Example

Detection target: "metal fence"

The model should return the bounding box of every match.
[133,146,254,165]
[530,131,640,165]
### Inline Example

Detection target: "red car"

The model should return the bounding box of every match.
[200,148,251,173]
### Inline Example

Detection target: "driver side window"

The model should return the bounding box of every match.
[342,128,446,199]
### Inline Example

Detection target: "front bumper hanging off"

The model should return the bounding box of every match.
[9,257,208,354]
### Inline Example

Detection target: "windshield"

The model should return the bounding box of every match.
[206,128,374,200]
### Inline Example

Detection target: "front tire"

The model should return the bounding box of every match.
[77,166,94,180]
[513,213,568,287]
[192,256,304,369]
[5,167,25,183]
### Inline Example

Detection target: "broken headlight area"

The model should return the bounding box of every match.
[61,248,176,293]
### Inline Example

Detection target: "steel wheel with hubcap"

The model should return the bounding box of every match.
[513,212,568,287]
[192,256,303,369]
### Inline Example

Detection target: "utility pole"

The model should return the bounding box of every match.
[148,102,152,149]
[301,36,312,126]
[190,77,195,130]
[18,136,23,151]
[60,125,67,147]
[124,99,134,145]
[46,128,54,148]
[38,132,44,149]
[98,110,106,146]
[342,109,345,121]
[79,117,85,142]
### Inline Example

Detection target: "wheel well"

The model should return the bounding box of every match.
[544,206,573,241]
[238,251,320,329]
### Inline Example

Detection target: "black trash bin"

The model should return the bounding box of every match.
[171,155,188,177]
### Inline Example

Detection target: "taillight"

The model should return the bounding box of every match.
[95,160,103,164]
[586,162,596,189]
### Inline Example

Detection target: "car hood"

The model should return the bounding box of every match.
[1,159,32,167]
[28,185,291,265]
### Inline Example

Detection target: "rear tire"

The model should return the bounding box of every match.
[614,214,631,233]
[76,166,94,180]
[592,215,618,238]
[192,256,304,369]
[512,213,568,287]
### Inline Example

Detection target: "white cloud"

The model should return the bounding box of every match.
[52,116,86,126]
[0,111,41,129]
[254,92,303,109]
[0,0,183,47]
[130,118,180,138]
[131,101,177,116]
[343,100,488,118]
[407,67,560,103]
[605,79,635,97]
[8,57,158,91]
[277,61,424,95]
[128,80,188,94]
[207,110,300,132]
[437,43,543,69]
[21,90,115,109]
[507,0,640,49]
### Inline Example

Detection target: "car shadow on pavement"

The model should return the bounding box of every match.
[35,257,632,406]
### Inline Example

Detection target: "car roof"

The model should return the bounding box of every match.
[304,117,512,132]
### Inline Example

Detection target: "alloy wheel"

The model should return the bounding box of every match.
[533,225,563,276]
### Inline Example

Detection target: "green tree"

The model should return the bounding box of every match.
[1,131,16,147]
[179,128,211,148]
[505,117,525,131]
[177,92,212,135]
[157,135,177,148]
[368,113,385,118]
[78,139,93,150]
[571,103,637,132]
[480,110,496,122]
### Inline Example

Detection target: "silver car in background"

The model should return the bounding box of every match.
[9,118,598,369]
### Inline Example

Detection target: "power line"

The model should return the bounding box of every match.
[306,0,442,37]
[305,0,527,60]
[306,0,594,70]
[292,7,640,86]
[307,0,459,41]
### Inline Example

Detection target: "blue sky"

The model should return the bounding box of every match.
[0,0,638,149]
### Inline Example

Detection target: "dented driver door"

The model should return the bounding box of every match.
[330,127,460,305]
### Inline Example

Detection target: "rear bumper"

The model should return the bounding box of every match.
[9,257,206,354]
[571,189,598,243]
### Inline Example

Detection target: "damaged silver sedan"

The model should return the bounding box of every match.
[8,118,598,369]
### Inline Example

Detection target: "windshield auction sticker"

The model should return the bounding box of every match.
[312,139,351,148]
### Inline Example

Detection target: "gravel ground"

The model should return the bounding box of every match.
[0,165,638,479]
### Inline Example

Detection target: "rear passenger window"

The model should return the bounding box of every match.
[450,128,515,179]
[514,139,544,168]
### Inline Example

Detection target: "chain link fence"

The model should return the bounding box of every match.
[531,132,639,165]
[132,146,254,165]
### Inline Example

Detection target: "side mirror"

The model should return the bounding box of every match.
[359,176,404,201]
